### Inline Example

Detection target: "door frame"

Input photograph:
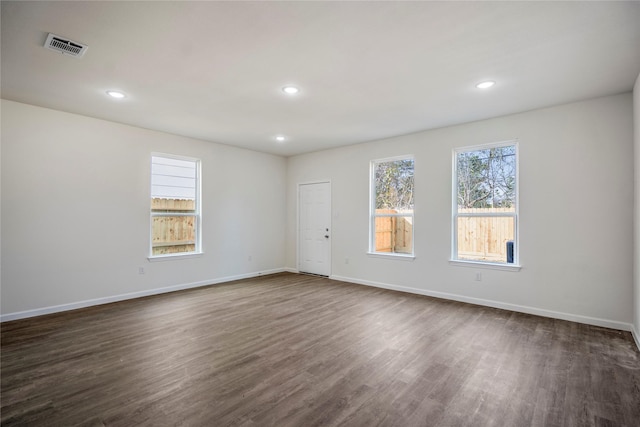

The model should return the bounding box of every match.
[297,180,332,276]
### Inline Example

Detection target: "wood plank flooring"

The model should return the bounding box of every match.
[1,272,639,426]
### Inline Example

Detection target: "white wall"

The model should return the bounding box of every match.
[287,93,634,329]
[1,100,286,318]
[2,93,635,330]
[634,74,640,344]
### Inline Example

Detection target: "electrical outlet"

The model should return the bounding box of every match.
[345,257,349,264]
[138,267,145,275]
[475,272,482,281]
[248,255,252,262]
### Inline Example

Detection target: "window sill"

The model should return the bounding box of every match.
[367,252,415,261]
[148,252,204,262]
[449,259,521,271]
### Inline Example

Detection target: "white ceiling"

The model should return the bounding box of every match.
[2,1,639,157]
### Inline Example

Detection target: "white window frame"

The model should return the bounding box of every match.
[368,155,415,259]
[149,153,202,260]
[451,141,520,271]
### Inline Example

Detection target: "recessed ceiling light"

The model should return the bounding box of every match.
[476,81,496,89]
[106,90,126,99]
[275,135,286,142]
[282,86,300,95]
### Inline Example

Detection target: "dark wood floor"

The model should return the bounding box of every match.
[1,273,639,426]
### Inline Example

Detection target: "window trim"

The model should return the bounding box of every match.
[148,152,202,260]
[451,140,520,268]
[369,154,415,258]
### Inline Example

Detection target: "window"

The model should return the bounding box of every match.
[150,154,201,257]
[370,156,414,256]
[453,142,517,265]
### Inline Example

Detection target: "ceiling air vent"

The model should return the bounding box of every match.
[44,33,88,58]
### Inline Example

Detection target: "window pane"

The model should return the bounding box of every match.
[371,157,414,255]
[151,155,197,200]
[152,215,196,256]
[457,216,514,263]
[374,159,414,211]
[150,154,200,258]
[456,146,515,210]
[374,215,413,254]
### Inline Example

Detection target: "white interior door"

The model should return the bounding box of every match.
[298,182,331,276]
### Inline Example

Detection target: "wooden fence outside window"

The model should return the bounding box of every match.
[151,198,196,255]
[375,207,515,262]
[374,210,413,254]
[152,200,513,261]
[457,207,515,262]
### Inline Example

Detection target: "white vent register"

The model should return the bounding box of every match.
[44,33,88,58]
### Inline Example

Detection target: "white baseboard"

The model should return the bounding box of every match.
[330,274,634,333]
[0,268,286,322]
[632,325,640,352]
[283,267,299,274]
